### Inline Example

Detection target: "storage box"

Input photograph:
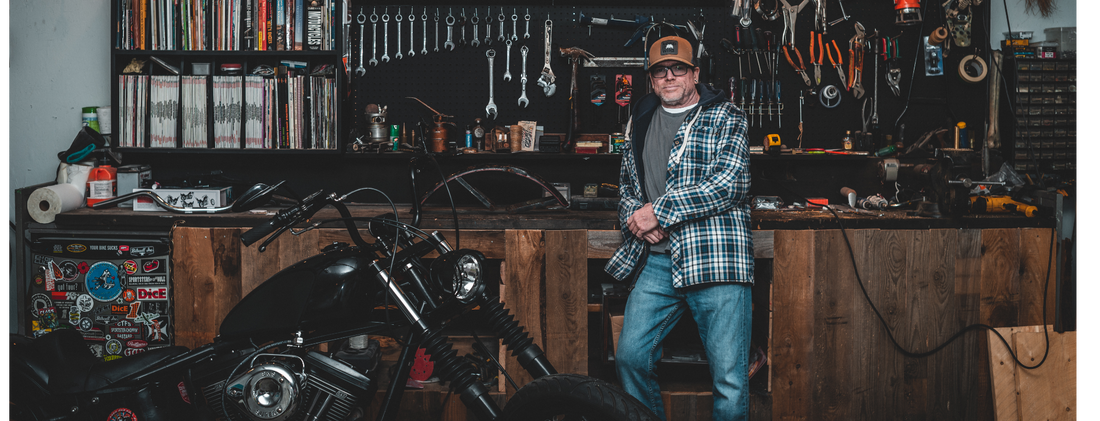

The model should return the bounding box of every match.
[132,187,231,211]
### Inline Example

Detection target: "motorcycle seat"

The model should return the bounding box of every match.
[36,329,189,395]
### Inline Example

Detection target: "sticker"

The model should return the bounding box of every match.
[107,407,138,421]
[125,276,167,286]
[122,260,138,275]
[33,272,44,286]
[46,261,63,291]
[111,304,132,316]
[104,355,122,362]
[178,382,191,404]
[33,255,50,265]
[66,244,87,253]
[85,262,123,302]
[124,348,146,357]
[79,317,93,331]
[76,294,95,312]
[125,302,142,319]
[69,306,81,324]
[51,292,79,301]
[105,339,124,355]
[142,260,164,273]
[36,306,59,329]
[81,327,106,341]
[109,320,140,341]
[55,280,82,292]
[139,301,169,315]
[130,246,155,257]
[137,287,168,301]
[78,261,90,274]
[146,316,170,343]
[122,289,137,303]
[88,343,104,358]
[60,261,81,281]
[127,339,148,349]
[30,293,53,317]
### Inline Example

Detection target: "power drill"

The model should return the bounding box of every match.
[969,196,1038,217]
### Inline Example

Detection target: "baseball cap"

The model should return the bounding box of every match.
[648,36,695,68]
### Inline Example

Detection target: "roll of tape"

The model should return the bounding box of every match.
[28,183,85,224]
[959,54,988,83]
[929,27,948,45]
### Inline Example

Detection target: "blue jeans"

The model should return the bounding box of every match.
[616,253,752,420]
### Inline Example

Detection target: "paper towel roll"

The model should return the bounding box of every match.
[28,184,85,223]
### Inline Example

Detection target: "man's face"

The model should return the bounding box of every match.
[649,61,700,107]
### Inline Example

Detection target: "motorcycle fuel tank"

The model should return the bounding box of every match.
[218,247,376,340]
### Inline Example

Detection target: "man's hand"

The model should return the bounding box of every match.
[627,203,667,244]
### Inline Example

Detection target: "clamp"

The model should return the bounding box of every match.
[779,0,811,47]
[782,44,812,87]
[847,22,866,98]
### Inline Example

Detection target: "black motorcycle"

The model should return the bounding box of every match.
[11,175,657,421]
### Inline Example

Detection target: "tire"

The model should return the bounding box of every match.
[500,374,661,421]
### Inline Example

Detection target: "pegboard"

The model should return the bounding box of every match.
[346,1,991,152]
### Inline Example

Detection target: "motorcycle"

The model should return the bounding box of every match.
[11,165,658,421]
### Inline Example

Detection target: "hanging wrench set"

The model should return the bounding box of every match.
[346,3,989,156]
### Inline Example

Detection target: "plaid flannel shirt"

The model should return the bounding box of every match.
[605,84,754,289]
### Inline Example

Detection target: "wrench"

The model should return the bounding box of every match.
[537,17,557,97]
[458,9,467,48]
[519,45,530,107]
[394,9,403,60]
[503,40,513,81]
[433,8,442,52]
[408,9,416,57]
[381,9,390,63]
[524,9,531,39]
[497,8,506,42]
[485,7,492,46]
[471,9,480,48]
[511,9,519,42]
[444,9,455,51]
[485,49,498,119]
[421,7,428,55]
[361,10,373,71]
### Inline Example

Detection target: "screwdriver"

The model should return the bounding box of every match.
[775,80,782,128]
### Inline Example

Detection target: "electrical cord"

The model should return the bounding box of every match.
[893,0,931,133]
[775,180,1052,368]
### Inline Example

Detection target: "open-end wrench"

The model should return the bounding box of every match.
[458,9,467,48]
[433,9,440,53]
[394,9,403,60]
[524,9,531,39]
[471,9,480,48]
[444,9,455,51]
[362,10,373,70]
[511,9,519,41]
[381,8,390,62]
[503,40,513,81]
[408,9,416,57]
[519,45,530,107]
[537,17,557,97]
[497,8,506,42]
[485,49,498,119]
[485,7,492,46]
[421,7,428,55]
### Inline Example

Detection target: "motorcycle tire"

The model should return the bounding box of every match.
[500,373,661,421]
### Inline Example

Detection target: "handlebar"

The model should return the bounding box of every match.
[240,218,281,246]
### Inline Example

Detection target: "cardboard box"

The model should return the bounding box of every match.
[610,314,624,356]
[132,187,231,212]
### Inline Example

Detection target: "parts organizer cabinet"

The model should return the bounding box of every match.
[50,205,1058,421]
[111,1,343,151]
[1001,58,1076,175]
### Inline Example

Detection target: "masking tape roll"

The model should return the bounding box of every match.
[28,183,85,224]
[929,27,948,45]
[959,54,988,83]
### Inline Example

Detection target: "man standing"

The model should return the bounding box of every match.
[605,35,754,420]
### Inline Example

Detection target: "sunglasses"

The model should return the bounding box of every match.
[648,63,692,78]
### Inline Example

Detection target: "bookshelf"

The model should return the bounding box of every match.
[111,0,343,152]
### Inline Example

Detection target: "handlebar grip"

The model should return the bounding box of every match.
[241,218,281,246]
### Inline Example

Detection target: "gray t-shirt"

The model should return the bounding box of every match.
[642,105,695,253]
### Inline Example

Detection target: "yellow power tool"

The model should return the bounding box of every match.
[969,195,1038,217]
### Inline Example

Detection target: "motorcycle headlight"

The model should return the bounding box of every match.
[430,250,486,304]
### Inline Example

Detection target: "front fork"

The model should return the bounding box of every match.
[369,261,555,421]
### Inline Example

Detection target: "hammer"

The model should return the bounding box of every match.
[560,47,595,151]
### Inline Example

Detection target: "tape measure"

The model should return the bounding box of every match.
[959,54,988,83]
[766,134,782,155]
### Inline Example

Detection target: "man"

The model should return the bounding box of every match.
[605,35,754,420]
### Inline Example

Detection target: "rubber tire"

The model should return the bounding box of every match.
[500,374,661,421]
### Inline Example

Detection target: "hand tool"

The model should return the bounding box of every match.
[750,26,763,75]
[444,9,455,51]
[782,44,812,87]
[810,31,822,85]
[381,8,390,63]
[779,0,810,47]
[884,37,901,96]
[457,9,467,48]
[869,29,880,138]
[362,10,373,71]
[815,0,827,33]
[497,8,506,42]
[758,78,767,126]
[729,76,739,104]
[797,90,804,147]
[827,39,846,88]
[394,8,403,60]
[485,7,492,46]
[819,84,841,108]
[504,40,513,81]
[776,80,782,128]
[342,0,351,74]
[511,9,519,41]
[471,9,480,48]
[485,49,498,119]
[421,7,428,55]
[829,0,852,26]
[524,9,531,39]
[847,22,865,98]
[561,47,595,149]
[767,79,774,122]
[720,38,742,79]
[408,9,416,57]
[433,9,440,53]
[519,45,530,107]
[763,30,774,75]
[537,17,557,97]
[748,79,757,127]
[739,0,754,26]
[687,16,711,85]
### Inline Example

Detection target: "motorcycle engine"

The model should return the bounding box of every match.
[200,351,376,421]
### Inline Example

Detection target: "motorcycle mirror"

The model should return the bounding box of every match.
[232,181,286,212]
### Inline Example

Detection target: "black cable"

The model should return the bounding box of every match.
[470,330,520,391]
[893,0,931,134]
[427,155,461,249]
[1002,0,1013,37]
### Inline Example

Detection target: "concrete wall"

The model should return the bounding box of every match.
[990,0,1077,49]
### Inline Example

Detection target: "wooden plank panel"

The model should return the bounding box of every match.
[906,230,961,420]
[171,227,242,349]
[585,230,774,259]
[1014,327,1075,421]
[981,229,1021,327]
[987,325,1045,421]
[543,230,588,376]
[956,229,989,421]
[865,230,910,421]
[239,228,322,295]
[770,230,814,421]
[316,229,507,259]
[1018,229,1056,327]
[501,230,545,397]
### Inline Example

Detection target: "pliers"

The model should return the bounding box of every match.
[782,44,812,87]
[779,0,811,47]
[810,31,823,85]
[826,39,847,89]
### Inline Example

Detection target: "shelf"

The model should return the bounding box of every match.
[114,50,337,56]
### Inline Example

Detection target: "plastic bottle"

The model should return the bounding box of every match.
[842,131,853,150]
[86,155,117,206]
[955,122,969,149]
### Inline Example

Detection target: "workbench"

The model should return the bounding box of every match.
[42,206,1059,421]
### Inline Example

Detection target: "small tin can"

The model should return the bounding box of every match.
[610,133,625,153]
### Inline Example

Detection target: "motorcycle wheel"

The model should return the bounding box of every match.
[499,374,660,421]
